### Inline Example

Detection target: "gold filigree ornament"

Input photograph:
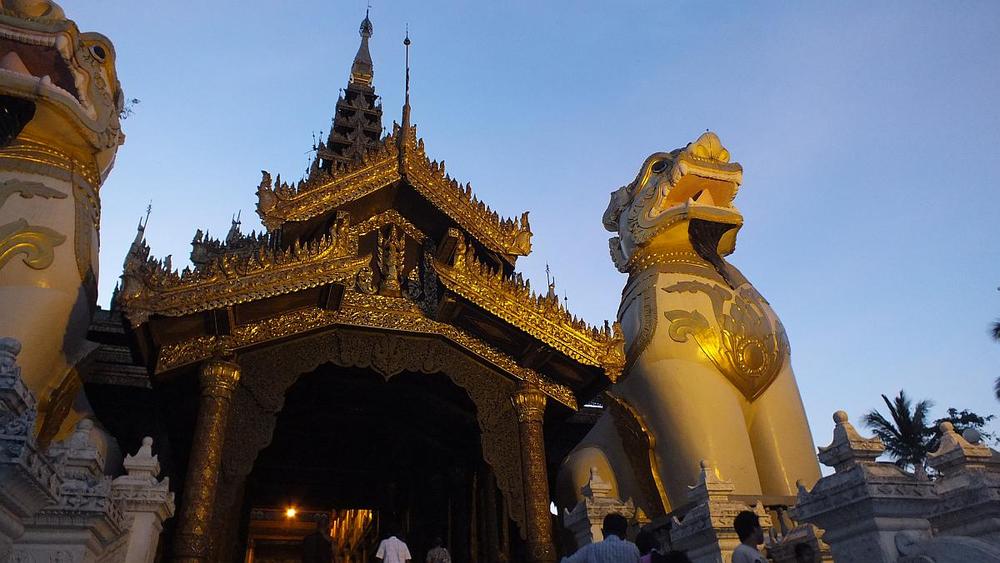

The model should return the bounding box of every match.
[0,218,66,270]
[662,280,788,401]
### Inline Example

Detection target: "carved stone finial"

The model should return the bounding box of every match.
[123,436,162,481]
[0,336,22,373]
[686,459,735,503]
[581,467,614,500]
[926,420,997,475]
[818,410,884,472]
[0,337,36,437]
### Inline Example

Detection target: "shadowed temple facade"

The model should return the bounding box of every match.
[4,3,1000,563]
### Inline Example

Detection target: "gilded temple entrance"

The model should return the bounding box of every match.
[239,364,509,563]
[103,11,625,562]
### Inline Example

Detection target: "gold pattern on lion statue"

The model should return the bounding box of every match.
[663,280,789,400]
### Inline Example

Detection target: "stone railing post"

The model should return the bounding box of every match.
[668,460,771,562]
[562,467,636,549]
[0,337,60,560]
[173,357,240,562]
[15,418,128,561]
[792,411,938,563]
[113,437,176,563]
[512,383,556,563]
[926,421,1000,544]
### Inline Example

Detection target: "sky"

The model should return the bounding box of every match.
[61,1,1000,451]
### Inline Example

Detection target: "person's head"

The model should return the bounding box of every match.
[635,529,657,556]
[733,511,763,545]
[601,513,629,540]
[315,515,330,533]
[432,536,443,548]
[653,551,692,563]
[794,542,816,563]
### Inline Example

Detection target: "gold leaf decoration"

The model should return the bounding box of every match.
[662,281,787,401]
[0,218,66,271]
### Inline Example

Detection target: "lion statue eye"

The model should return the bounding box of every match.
[90,45,107,62]
[651,160,668,173]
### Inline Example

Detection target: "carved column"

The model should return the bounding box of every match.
[173,357,241,562]
[512,384,556,563]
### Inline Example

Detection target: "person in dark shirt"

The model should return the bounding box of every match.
[303,515,333,563]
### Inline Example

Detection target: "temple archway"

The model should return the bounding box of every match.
[209,329,527,562]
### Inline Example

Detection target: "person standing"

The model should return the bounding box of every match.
[560,513,640,563]
[302,516,332,563]
[426,536,451,563]
[376,527,412,563]
[731,511,767,563]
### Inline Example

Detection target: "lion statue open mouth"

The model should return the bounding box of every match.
[0,0,123,175]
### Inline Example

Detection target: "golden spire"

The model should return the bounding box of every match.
[350,9,375,87]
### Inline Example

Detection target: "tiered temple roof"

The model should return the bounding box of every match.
[116,12,623,408]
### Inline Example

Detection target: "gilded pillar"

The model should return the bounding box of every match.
[511,384,556,563]
[173,358,241,562]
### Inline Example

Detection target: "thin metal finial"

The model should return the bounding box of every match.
[141,201,151,229]
[402,25,412,131]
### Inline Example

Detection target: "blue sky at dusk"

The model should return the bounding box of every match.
[63,1,1000,449]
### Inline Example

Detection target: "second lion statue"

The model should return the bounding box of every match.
[558,132,821,521]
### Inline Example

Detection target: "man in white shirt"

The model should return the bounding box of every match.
[731,511,767,563]
[376,528,412,563]
[561,513,640,563]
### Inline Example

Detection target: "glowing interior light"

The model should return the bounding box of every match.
[285,507,297,518]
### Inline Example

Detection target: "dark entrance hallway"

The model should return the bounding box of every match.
[238,364,519,563]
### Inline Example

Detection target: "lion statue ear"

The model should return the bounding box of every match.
[603,184,632,232]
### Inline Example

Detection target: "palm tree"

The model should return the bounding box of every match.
[863,390,935,478]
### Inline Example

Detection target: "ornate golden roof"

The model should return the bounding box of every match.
[119,213,367,326]
[256,124,533,260]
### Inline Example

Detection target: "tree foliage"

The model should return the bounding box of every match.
[933,408,998,447]
[863,390,935,477]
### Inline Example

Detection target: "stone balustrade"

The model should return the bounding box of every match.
[0,337,175,563]
[793,410,1000,563]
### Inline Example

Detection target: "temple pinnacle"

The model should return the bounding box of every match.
[360,8,373,38]
[351,10,375,87]
[401,26,411,132]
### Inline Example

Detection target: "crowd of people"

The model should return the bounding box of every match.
[558,510,789,563]
[303,509,811,562]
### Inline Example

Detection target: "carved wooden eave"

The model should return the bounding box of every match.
[119,213,366,326]
[117,209,619,408]
[255,136,402,231]
[152,295,579,409]
[433,234,624,383]
[255,124,533,262]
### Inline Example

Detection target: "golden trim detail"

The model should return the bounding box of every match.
[254,125,533,259]
[662,281,788,401]
[155,293,579,409]
[605,392,670,516]
[434,234,624,382]
[0,218,66,270]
